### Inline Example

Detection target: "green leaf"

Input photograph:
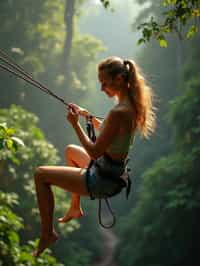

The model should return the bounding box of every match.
[5,139,14,149]
[159,39,168,48]
[0,123,7,130]
[11,137,25,147]
[6,128,15,136]
[137,38,145,45]
[186,25,198,38]
[100,0,110,8]
[0,139,4,149]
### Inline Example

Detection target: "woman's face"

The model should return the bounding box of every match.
[98,70,117,98]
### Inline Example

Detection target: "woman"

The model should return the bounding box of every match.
[33,56,156,257]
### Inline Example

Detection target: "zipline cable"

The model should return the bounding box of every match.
[0,50,68,106]
[0,49,103,119]
[0,50,37,78]
[0,62,69,107]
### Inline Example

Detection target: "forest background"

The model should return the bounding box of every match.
[0,0,199,265]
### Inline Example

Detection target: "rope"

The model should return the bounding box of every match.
[86,116,116,229]
[0,50,68,106]
[0,49,118,228]
[98,198,116,229]
[0,49,103,119]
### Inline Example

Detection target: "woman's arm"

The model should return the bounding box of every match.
[68,103,103,131]
[91,116,103,131]
[71,109,123,160]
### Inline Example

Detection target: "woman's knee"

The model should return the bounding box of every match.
[65,144,87,161]
[34,166,46,182]
[65,144,77,158]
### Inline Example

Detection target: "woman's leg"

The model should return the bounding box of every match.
[58,144,90,223]
[33,165,89,257]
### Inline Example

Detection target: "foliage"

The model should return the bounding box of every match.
[0,0,106,262]
[100,0,110,9]
[0,105,60,242]
[0,122,24,163]
[118,150,200,266]
[71,34,105,86]
[0,104,102,265]
[101,0,199,46]
[0,104,59,188]
[0,0,105,156]
[136,0,200,46]
[117,34,200,266]
[0,190,63,266]
[168,76,200,149]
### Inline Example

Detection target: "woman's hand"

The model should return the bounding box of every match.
[68,103,89,118]
[67,106,79,127]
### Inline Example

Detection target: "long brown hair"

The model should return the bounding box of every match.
[98,56,156,138]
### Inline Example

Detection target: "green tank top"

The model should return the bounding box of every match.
[106,132,135,154]
[100,119,135,155]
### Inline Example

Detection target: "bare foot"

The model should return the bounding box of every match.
[58,209,84,223]
[32,232,58,257]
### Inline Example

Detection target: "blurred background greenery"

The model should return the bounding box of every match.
[0,0,199,265]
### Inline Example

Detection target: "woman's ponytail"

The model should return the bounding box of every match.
[124,59,156,138]
[98,56,156,138]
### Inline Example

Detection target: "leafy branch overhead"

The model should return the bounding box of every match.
[100,0,110,9]
[137,0,200,47]
[100,0,200,47]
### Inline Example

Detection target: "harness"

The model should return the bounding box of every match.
[86,115,132,229]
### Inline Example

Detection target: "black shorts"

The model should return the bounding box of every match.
[84,154,126,200]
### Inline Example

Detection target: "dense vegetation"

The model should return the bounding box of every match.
[0,0,103,264]
[117,34,200,266]
[115,1,200,265]
[0,0,199,265]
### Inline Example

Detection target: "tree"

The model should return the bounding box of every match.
[136,0,200,47]
[100,0,200,46]
[63,0,76,79]
[117,34,200,266]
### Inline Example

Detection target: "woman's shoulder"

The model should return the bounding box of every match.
[107,106,127,121]
[101,108,125,131]
[111,104,133,119]
[103,107,129,133]
[111,104,135,131]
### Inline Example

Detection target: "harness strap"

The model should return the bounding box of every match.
[124,158,132,199]
[126,176,132,199]
[86,115,96,142]
[86,115,132,229]
[86,116,117,228]
[98,198,116,229]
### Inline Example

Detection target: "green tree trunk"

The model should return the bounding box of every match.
[63,0,75,80]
